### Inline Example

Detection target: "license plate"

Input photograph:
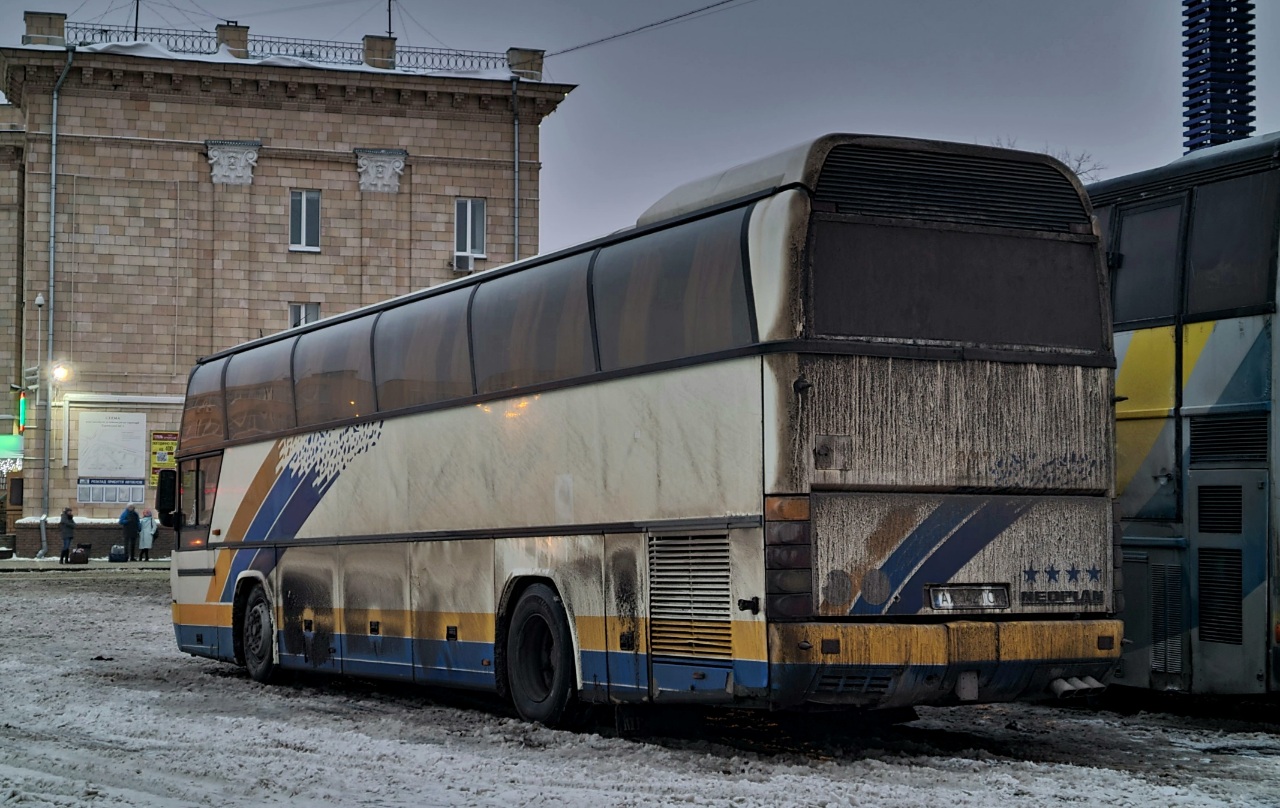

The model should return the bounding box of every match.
[928,585,1010,610]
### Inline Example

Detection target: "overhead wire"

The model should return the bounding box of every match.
[145,0,217,28]
[231,0,359,22]
[546,0,752,58]
[330,0,384,41]
[397,1,450,49]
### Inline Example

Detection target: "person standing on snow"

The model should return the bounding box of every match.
[58,507,76,564]
[119,504,141,562]
[138,508,158,562]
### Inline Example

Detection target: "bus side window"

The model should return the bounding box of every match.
[179,359,227,452]
[225,338,296,440]
[374,290,473,410]
[1185,171,1280,318]
[294,317,376,426]
[593,207,752,371]
[471,252,594,393]
[1112,201,1183,327]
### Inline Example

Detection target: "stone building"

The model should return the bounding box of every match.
[0,11,572,551]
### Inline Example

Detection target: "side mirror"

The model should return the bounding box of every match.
[156,468,177,528]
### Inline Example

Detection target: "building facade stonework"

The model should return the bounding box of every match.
[0,11,572,536]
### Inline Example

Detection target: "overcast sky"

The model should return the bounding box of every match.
[2,0,1276,252]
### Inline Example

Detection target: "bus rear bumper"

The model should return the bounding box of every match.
[768,618,1123,709]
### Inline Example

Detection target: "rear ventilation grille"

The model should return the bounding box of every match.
[1198,548,1244,645]
[813,668,894,697]
[648,534,733,660]
[1198,486,1243,534]
[1189,414,1268,464]
[814,145,1090,233]
[1150,563,1184,674]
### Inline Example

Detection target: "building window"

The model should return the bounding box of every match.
[290,302,320,328]
[290,189,321,251]
[454,198,486,270]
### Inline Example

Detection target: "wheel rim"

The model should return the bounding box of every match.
[516,613,555,704]
[245,602,269,660]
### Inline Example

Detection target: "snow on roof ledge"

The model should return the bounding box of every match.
[18,40,527,82]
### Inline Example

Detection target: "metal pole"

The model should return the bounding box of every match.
[40,48,75,558]
[134,0,140,39]
[511,75,519,260]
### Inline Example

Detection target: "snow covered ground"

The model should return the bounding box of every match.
[0,568,1277,807]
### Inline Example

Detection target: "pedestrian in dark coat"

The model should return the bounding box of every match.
[59,507,75,564]
[120,504,141,562]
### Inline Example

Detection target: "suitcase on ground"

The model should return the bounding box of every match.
[68,546,89,565]
[108,544,127,563]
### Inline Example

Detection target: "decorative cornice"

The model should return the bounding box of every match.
[205,139,260,185]
[0,50,573,121]
[354,148,407,193]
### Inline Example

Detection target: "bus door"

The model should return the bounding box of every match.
[1188,469,1268,694]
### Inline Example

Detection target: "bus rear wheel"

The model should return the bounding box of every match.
[242,585,277,683]
[506,583,576,727]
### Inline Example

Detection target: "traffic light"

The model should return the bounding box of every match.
[16,390,26,433]
[21,366,38,390]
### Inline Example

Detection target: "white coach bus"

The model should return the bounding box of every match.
[160,134,1123,726]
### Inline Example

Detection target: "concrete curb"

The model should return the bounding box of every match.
[0,559,171,573]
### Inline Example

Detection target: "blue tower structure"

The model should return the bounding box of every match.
[1183,0,1256,152]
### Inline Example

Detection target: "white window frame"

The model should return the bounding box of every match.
[454,198,487,270]
[290,189,321,252]
[289,302,320,329]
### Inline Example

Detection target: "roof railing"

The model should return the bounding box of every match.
[63,22,508,72]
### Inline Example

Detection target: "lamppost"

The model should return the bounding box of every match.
[32,294,47,558]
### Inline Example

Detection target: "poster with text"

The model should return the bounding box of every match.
[77,411,147,504]
[150,430,179,487]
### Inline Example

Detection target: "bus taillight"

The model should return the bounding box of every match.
[765,496,812,618]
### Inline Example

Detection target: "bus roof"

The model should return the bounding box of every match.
[1087,131,1280,205]
[198,133,1085,366]
[637,133,1079,226]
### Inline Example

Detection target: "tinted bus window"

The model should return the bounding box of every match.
[594,208,752,371]
[811,221,1106,352]
[1186,171,1280,317]
[294,316,376,426]
[177,454,221,549]
[225,338,297,440]
[180,358,227,451]
[374,291,472,409]
[472,253,594,394]
[1112,202,1182,325]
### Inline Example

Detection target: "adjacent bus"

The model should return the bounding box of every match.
[162,134,1122,726]
[1088,131,1280,696]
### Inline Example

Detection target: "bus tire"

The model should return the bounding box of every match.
[242,584,277,684]
[506,583,576,727]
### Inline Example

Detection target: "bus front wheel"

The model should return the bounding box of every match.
[506,583,576,727]
[242,585,277,683]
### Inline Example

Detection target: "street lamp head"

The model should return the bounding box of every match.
[51,364,69,383]
[34,293,44,308]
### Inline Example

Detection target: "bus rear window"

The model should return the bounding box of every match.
[810,220,1106,352]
